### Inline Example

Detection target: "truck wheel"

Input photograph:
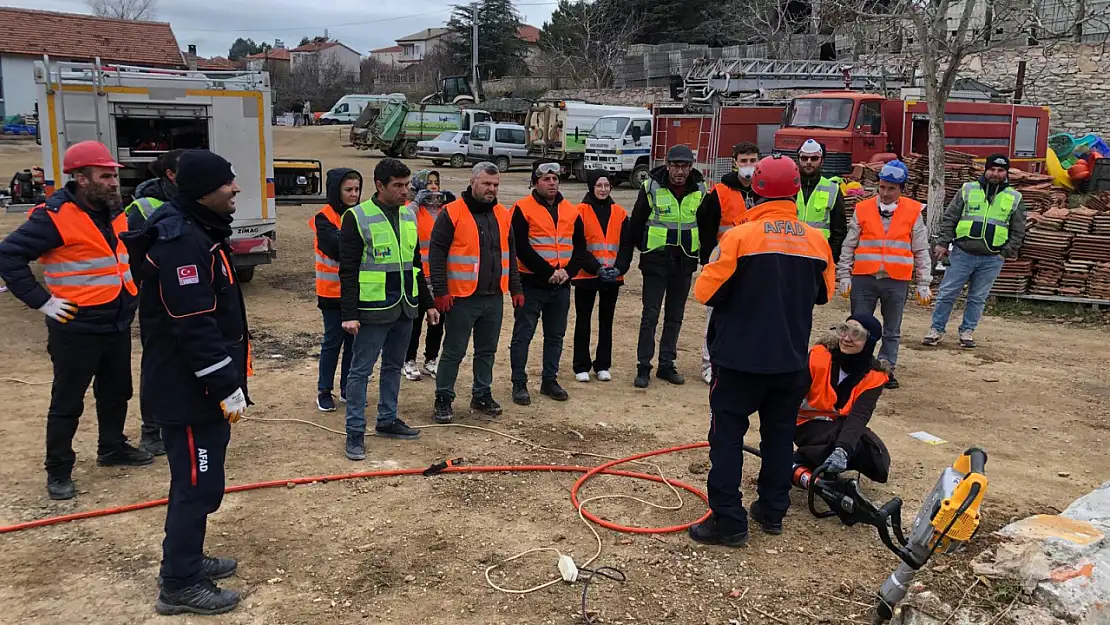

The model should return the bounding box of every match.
[402,142,418,159]
[631,164,650,187]
[450,154,466,168]
[236,266,255,283]
[432,159,445,166]
[495,156,511,173]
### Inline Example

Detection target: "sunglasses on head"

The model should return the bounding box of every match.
[834,322,868,342]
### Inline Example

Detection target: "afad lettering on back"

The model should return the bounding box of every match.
[763,220,806,236]
[198,448,209,473]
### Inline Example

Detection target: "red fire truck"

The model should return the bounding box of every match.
[774,91,1051,174]
[651,103,786,183]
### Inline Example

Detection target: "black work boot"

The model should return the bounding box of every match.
[470,393,502,417]
[656,365,685,385]
[512,382,531,406]
[140,433,166,457]
[688,514,748,547]
[97,441,155,467]
[539,379,569,401]
[375,418,421,440]
[47,474,76,501]
[749,501,784,535]
[200,556,238,581]
[156,579,240,616]
[884,374,900,390]
[633,366,651,389]
[434,395,455,424]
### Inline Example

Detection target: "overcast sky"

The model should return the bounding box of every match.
[12,0,558,58]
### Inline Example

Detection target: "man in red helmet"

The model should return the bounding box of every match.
[690,154,835,546]
[0,140,153,501]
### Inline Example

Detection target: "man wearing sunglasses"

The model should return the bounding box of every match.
[621,144,706,389]
[509,160,589,405]
[836,159,933,390]
[796,139,848,262]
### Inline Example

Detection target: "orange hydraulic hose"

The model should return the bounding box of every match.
[0,444,713,535]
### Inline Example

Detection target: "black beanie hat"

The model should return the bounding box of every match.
[177,150,236,201]
[985,154,1010,171]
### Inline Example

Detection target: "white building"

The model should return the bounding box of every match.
[290,40,362,79]
[370,45,404,67]
[394,28,450,66]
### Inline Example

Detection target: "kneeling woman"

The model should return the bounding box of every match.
[795,313,892,483]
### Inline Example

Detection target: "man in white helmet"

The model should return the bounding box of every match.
[795,139,848,262]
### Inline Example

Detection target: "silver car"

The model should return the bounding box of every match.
[416,131,470,168]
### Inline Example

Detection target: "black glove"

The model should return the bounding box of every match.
[598,267,620,283]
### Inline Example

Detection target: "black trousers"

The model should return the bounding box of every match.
[794,420,891,483]
[406,312,445,362]
[706,365,809,531]
[510,285,571,384]
[160,419,231,591]
[637,255,693,371]
[45,329,132,478]
[139,370,160,442]
[572,285,619,374]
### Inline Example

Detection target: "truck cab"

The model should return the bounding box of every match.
[774,92,895,175]
[584,112,653,186]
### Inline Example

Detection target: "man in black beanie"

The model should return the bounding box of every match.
[121,149,250,615]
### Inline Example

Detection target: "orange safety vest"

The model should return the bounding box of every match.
[35,202,137,306]
[515,194,577,273]
[797,344,888,426]
[714,183,749,241]
[444,198,511,297]
[851,196,922,282]
[415,204,438,277]
[308,205,343,299]
[574,202,627,281]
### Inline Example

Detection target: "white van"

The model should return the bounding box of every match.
[467,122,528,172]
[320,94,405,125]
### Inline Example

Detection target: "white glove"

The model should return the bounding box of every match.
[916,284,933,306]
[838,278,852,298]
[220,388,247,423]
[38,296,78,323]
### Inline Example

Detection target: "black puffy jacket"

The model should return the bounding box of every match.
[0,184,137,334]
[121,198,251,427]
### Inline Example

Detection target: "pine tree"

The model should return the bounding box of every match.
[445,0,530,79]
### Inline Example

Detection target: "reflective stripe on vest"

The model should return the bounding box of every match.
[955,182,1020,252]
[851,196,922,281]
[714,183,749,241]
[37,202,137,306]
[796,177,839,240]
[796,344,887,427]
[309,205,343,298]
[126,196,164,220]
[351,199,419,311]
[574,201,627,281]
[414,203,439,278]
[444,199,512,297]
[515,195,577,272]
[643,178,704,256]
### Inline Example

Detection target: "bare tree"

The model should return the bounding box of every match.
[273,55,359,114]
[540,0,640,88]
[825,0,1110,232]
[86,0,157,20]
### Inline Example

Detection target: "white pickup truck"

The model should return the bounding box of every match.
[34,57,276,281]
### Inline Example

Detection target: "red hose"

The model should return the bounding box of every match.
[0,444,711,535]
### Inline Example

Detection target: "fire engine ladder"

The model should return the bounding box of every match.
[683,58,916,102]
[42,54,107,150]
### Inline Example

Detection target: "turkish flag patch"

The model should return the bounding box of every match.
[177,264,200,286]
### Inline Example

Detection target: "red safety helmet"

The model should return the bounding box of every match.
[62,141,122,174]
[752,154,801,199]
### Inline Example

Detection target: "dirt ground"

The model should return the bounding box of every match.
[1,127,1109,625]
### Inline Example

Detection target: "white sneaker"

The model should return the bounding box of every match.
[575,372,590,383]
[403,360,423,381]
[596,370,612,382]
[702,367,713,385]
[422,358,439,377]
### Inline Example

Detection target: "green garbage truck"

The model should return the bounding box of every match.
[366,102,491,158]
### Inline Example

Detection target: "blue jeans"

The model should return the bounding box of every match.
[930,246,1005,334]
[318,309,354,394]
[850,275,908,369]
[344,316,413,433]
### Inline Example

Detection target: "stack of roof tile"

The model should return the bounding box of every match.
[1064,207,1096,234]
[1068,234,1110,262]
[993,259,1034,294]
[1088,263,1110,299]
[1029,259,1065,295]
[1060,260,1095,296]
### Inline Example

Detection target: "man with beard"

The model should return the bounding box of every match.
[696,141,761,385]
[622,144,706,389]
[0,141,153,501]
[796,139,848,262]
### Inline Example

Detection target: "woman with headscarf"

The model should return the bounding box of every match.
[794,313,892,483]
[571,170,633,383]
[404,169,450,381]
